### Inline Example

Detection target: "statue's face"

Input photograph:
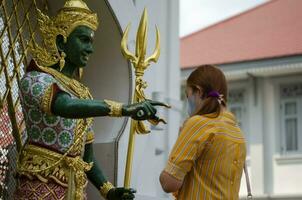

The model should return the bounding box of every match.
[63,25,95,67]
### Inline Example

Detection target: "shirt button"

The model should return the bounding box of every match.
[233,160,238,164]
[231,181,234,185]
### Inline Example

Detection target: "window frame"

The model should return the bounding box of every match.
[228,87,249,153]
[280,89,302,155]
[228,89,247,129]
[273,75,302,156]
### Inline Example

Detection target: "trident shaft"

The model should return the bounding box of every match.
[121,8,162,187]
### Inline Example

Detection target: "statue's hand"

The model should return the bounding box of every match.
[122,100,170,121]
[107,187,136,200]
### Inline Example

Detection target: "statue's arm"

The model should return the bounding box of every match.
[52,92,112,118]
[52,91,163,120]
[83,143,107,188]
[83,143,136,199]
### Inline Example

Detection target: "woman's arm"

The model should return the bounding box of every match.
[159,171,183,193]
[159,116,210,194]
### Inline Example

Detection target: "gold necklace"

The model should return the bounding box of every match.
[37,64,92,100]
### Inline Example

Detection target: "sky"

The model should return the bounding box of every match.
[180,0,268,37]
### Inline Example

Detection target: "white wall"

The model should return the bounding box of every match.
[234,74,302,199]
[49,0,180,199]
[107,0,181,199]
[271,75,302,197]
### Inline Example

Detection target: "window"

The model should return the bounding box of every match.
[180,83,189,122]
[280,83,302,154]
[228,89,246,129]
[230,106,243,128]
[228,89,249,153]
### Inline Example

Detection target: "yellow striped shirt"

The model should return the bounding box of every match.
[164,111,246,200]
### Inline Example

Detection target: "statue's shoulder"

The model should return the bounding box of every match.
[22,70,55,90]
[24,70,54,80]
[20,60,57,96]
[23,59,55,81]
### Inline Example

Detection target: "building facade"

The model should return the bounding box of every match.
[182,56,302,200]
[180,1,302,199]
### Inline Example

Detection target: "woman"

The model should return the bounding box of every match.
[160,65,246,199]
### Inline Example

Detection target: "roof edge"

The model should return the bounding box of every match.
[181,53,302,69]
[180,0,275,40]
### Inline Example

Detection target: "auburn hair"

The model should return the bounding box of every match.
[187,65,228,117]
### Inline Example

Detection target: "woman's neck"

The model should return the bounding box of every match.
[220,105,227,112]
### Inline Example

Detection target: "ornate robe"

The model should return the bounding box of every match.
[15,60,94,200]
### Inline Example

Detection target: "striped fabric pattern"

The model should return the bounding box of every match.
[164,111,246,200]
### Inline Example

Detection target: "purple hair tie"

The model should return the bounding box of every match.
[207,91,220,98]
[207,91,224,104]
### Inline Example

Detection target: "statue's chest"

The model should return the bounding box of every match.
[21,71,92,156]
[25,107,82,154]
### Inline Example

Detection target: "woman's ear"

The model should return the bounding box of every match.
[195,86,204,98]
[56,34,65,52]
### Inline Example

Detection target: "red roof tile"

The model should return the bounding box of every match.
[181,0,302,69]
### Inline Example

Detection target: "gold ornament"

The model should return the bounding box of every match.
[59,52,66,71]
[78,68,84,80]
[18,145,93,200]
[121,9,169,188]
[30,0,99,67]
[104,100,123,117]
[85,131,95,144]
[41,84,56,114]
[99,181,115,198]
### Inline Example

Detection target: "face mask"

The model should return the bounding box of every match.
[187,95,197,116]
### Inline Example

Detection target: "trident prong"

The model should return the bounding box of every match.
[136,8,148,61]
[121,8,160,72]
[121,24,137,64]
[145,25,160,64]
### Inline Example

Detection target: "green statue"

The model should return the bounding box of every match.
[14,1,166,199]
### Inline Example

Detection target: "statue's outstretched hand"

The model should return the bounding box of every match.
[122,100,170,121]
[107,187,136,200]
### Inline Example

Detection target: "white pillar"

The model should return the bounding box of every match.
[249,77,265,195]
[262,77,275,195]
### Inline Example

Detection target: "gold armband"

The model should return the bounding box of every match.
[85,131,95,144]
[100,181,115,198]
[104,100,123,117]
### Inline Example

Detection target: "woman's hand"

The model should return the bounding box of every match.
[122,99,170,121]
[107,187,136,200]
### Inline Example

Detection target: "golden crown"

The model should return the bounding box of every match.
[30,0,99,67]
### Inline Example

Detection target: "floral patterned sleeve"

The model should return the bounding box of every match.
[20,71,66,114]
[20,71,78,154]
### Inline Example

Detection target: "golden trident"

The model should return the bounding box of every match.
[121,9,169,187]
